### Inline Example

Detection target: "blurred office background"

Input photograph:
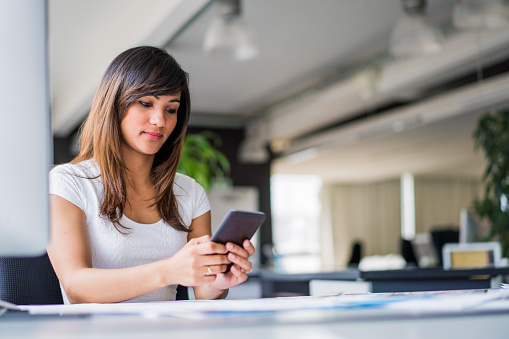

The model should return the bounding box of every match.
[50,0,509,272]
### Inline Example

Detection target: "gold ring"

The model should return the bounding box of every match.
[206,267,213,276]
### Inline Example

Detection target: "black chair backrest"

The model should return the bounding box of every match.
[347,241,363,267]
[431,228,460,267]
[175,284,189,301]
[401,239,418,266]
[0,253,189,304]
[0,253,63,305]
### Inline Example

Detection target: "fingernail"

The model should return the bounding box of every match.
[227,243,233,250]
[229,253,235,259]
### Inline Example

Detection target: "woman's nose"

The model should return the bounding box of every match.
[149,109,166,127]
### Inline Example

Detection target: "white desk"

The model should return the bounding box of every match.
[2,291,509,339]
[2,308,509,339]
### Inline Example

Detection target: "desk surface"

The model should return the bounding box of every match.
[2,306,509,339]
[2,290,509,339]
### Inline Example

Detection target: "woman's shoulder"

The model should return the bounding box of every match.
[174,172,198,187]
[173,173,207,195]
[173,173,210,218]
[50,158,99,178]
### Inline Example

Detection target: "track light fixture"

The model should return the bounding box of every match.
[203,0,258,61]
[389,0,443,58]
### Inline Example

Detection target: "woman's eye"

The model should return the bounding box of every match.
[166,108,177,114]
[139,101,151,107]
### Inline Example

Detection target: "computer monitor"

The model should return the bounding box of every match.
[0,0,51,256]
[459,207,483,243]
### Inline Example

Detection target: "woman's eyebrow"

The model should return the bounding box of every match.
[152,95,180,103]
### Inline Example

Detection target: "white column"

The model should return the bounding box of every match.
[401,172,416,240]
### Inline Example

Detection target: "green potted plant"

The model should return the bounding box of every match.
[178,131,231,192]
[472,109,509,257]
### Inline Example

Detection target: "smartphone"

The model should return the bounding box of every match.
[210,210,266,246]
[210,210,265,273]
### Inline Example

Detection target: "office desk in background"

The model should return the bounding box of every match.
[253,267,509,297]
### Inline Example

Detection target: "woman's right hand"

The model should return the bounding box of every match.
[165,234,230,287]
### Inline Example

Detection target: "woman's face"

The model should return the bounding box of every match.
[120,93,181,158]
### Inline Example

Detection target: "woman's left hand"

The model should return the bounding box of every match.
[210,239,255,290]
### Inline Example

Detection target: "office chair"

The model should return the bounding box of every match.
[401,239,418,267]
[430,228,459,267]
[0,253,63,305]
[175,284,189,300]
[347,241,363,268]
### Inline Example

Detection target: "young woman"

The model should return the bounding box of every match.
[47,46,254,304]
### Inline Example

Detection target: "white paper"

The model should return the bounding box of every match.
[18,294,406,316]
[385,289,509,313]
[17,289,509,318]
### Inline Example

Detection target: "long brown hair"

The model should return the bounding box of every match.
[73,46,191,232]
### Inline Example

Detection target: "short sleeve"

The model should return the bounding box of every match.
[49,166,86,212]
[192,181,210,219]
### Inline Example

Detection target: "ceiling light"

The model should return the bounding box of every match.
[353,65,381,100]
[203,0,258,61]
[389,0,444,59]
[238,121,269,163]
[286,147,320,164]
[358,116,422,140]
[238,138,269,163]
[453,0,509,30]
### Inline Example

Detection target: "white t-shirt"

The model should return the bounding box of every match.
[49,159,210,303]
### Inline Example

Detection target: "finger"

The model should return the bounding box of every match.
[188,234,211,245]
[196,241,227,255]
[225,242,249,259]
[230,265,248,281]
[227,252,252,273]
[243,239,256,256]
[203,262,232,275]
[200,254,231,266]
[207,264,230,275]
[204,266,215,276]
[218,264,229,273]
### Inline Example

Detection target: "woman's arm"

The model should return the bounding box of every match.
[47,195,229,303]
[189,212,256,300]
[188,212,228,299]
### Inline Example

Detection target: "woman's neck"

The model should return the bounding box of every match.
[121,149,160,223]
[121,148,155,190]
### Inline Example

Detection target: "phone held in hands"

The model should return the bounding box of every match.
[211,210,266,246]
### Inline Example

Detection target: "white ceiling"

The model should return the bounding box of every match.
[49,0,509,183]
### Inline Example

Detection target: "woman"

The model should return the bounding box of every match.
[47,46,254,304]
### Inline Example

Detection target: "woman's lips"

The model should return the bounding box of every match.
[143,132,163,140]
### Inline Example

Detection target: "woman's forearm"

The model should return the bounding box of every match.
[62,260,172,304]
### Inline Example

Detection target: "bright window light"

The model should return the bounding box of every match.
[271,174,322,272]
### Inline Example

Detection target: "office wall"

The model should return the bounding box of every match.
[321,176,483,269]
[324,179,401,268]
[414,176,482,234]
